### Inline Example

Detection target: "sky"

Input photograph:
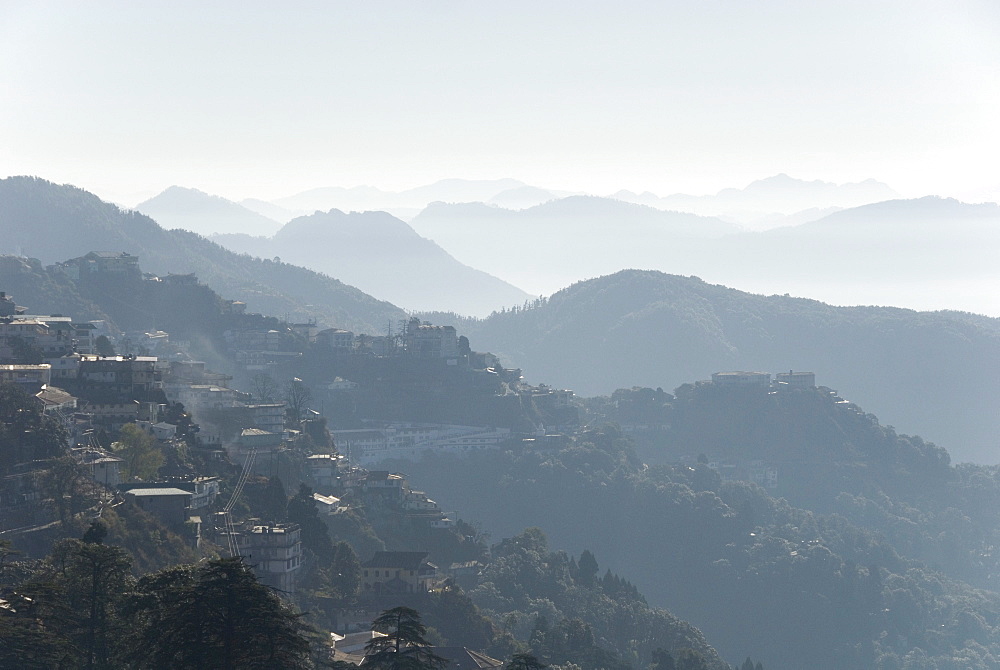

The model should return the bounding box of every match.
[1,1,999,206]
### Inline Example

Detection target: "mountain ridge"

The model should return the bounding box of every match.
[455,269,1000,462]
[136,185,283,237]
[211,208,533,316]
[0,176,406,334]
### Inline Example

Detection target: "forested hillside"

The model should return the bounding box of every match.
[0,177,405,333]
[586,383,1000,589]
[449,270,1000,463]
[387,423,1000,669]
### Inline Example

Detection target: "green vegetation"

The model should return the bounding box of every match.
[0,524,311,669]
[365,606,449,670]
[0,381,67,473]
[127,557,312,669]
[470,527,724,669]
[112,423,164,481]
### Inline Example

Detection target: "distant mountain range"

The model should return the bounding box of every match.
[211,209,532,316]
[267,178,572,221]
[0,177,405,334]
[411,194,1000,315]
[613,173,900,224]
[410,196,741,295]
[703,196,1000,314]
[263,173,898,226]
[137,173,901,232]
[452,269,1000,463]
[136,186,284,237]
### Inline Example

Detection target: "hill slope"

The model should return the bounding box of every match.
[0,176,405,333]
[212,209,532,316]
[391,422,1000,670]
[459,269,1000,462]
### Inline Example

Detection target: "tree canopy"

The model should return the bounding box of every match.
[365,606,449,670]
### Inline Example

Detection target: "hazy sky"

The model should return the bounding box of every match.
[2,1,998,205]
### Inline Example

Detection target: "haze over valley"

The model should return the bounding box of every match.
[132,174,1000,317]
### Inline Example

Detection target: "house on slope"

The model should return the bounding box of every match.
[361,551,438,595]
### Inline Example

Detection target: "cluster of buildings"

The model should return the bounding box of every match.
[221,316,464,380]
[330,424,512,465]
[1,261,533,611]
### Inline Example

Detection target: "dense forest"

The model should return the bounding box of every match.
[385,418,1000,669]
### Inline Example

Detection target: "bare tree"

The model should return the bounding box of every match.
[251,373,278,404]
[284,378,312,426]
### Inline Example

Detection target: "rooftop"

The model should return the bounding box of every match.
[126,488,192,498]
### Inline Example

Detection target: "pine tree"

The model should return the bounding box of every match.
[128,558,311,669]
[577,549,599,586]
[365,606,449,670]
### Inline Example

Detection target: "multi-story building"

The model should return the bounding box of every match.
[0,364,52,390]
[775,371,816,388]
[0,318,49,357]
[711,371,772,387]
[78,355,159,396]
[307,453,341,490]
[316,328,355,351]
[403,318,458,358]
[236,522,303,593]
[125,488,192,527]
[245,403,286,435]
[53,251,141,280]
[71,322,98,354]
[330,424,512,465]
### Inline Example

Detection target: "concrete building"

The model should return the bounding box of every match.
[775,371,816,388]
[125,488,192,527]
[711,371,772,387]
[245,403,286,435]
[307,453,341,490]
[236,522,303,593]
[404,318,458,358]
[0,364,52,390]
[54,251,141,280]
[78,451,123,488]
[317,328,355,351]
